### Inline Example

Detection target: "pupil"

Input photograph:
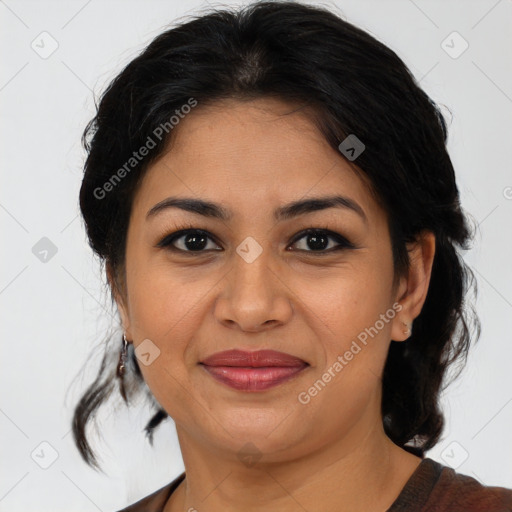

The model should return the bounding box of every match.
[308,232,328,250]
[185,232,207,251]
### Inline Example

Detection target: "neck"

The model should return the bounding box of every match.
[164,419,422,512]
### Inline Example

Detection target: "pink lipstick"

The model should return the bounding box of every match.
[200,349,308,391]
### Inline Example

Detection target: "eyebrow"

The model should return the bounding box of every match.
[146,195,368,224]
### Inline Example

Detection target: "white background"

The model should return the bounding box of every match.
[1,0,511,510]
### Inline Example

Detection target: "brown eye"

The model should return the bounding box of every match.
[156,227,354,255]
[157,229,222,253]
[289,229,354,253]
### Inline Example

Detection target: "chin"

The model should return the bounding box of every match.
[209,420,307,462]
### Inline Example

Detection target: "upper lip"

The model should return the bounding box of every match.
[200,349,308,367]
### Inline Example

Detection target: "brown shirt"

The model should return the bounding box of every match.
[116,457,512,511]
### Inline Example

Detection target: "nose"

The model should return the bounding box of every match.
[214,248,293,333]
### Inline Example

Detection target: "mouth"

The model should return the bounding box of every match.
[199,349,309,392]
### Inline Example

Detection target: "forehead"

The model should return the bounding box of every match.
[131,97,383,227]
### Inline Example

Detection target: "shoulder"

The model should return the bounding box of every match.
[114,472,185,512]
[425,459,512,511]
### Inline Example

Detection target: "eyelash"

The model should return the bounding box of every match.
[156,223,355,255]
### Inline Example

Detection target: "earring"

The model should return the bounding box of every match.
[402,320,413,338]
[117,334,130,402]
[116,334,129,379]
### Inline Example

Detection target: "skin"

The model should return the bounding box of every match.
[110,97,436,512]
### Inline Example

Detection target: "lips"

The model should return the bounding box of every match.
[201,349,307,367]
[200,349,309,391]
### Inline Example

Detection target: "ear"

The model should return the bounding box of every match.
[391,230,436,342]
[106,262,132,340]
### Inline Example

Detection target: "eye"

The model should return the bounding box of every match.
[156,225,354,255]
[157,228,222,253]
[288,228,354,253]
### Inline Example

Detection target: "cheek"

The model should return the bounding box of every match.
[126,259,208,340]
[125,265,203,417]
[296,278,394,437]
[302,262,393,347]
[124,265,205,392]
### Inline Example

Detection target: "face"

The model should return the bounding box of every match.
[113,97,430,464]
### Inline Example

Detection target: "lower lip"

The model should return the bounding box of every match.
[201,365,307,391]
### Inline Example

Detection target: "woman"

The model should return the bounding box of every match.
[72,1,512,511]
